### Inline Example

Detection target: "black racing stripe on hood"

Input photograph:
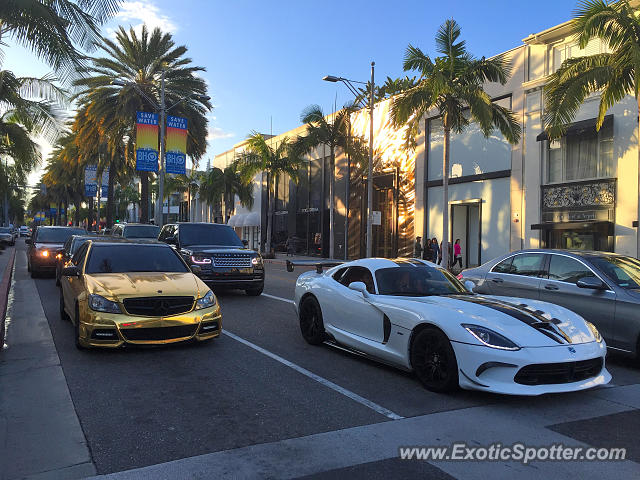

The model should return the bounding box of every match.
[449,295,570,344]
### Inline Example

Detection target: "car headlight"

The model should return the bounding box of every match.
[88,294,121,314]
[195,290,216,310]
[191,255,212,265]
[462,324,520,351]
[39,250,49,257]
[251,255,263,266]
[586,321,603,343]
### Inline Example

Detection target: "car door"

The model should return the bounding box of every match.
[539,253,616,343]
[62,243,89,318]
[485,253,546,299]
[328,266,385,343]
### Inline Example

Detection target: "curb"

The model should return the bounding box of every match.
[0,248,15,347]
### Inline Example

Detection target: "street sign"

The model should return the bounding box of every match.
[371,210,382,225]
[136,111,159,172]
[101,168,109,198]
[84,165,97,197]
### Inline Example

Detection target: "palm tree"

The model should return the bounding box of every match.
[544,0,640,258]
[391,19,521,267]
[299,105,357,259]
[164,174,188,222]
[198,167,224,222]
[198,164,253,223]
[0,0,121,79]
[236,133,303,254]
[73,25,211,225]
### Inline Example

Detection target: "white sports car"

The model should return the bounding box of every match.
[289,258,611,395]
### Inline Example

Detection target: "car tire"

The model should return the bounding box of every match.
[27,259,31,272]
[55,270,60,286]
[59,291,69,321]
[74,304,86,350]
[245,285,264,296]
[299,296,325,345]
[410,327,459,393]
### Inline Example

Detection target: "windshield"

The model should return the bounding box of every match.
[179,224,243,247]
[36,228,86,244]
[123,225,160,239]
[590,256,640,290]
[86,245,189,274]
[375,265,469,296]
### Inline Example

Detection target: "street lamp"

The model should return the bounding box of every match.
[323,61,375,258]
[111,77,209,227]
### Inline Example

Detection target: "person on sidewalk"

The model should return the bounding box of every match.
[285,237,295,257]
[423,238,433,262]
[414,236,422,258]
[453,239,463,269]
[431,237,440,264]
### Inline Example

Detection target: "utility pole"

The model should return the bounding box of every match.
[366,62,375,258]
[155,69,166,227]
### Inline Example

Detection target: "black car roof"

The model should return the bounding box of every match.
[87,238,164,246]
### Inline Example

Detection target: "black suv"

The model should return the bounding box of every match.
[159,222,264,296]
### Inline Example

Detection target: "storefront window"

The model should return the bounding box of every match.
[546,122,613,183]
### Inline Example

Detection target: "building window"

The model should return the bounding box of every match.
[546,121,613,183]
[551,38,605,73]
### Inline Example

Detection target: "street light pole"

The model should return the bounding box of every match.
[155,69,166,227]
[366,62,375,258]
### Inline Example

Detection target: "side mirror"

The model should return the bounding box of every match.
[25,238,31,244]
[348,281,369,297]
[242,239,249,247]
[62,265,81,277]
[464,280,476,293]
[190,265,202,274]
[165,235,177,246]
[576,277,607,290]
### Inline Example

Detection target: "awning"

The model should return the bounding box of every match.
[227,212,260,228]
[531,220,614,235]
[536,114,613,141]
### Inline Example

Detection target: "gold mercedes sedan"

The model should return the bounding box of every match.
[59,239,222,349]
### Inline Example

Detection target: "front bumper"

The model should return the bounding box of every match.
[196,268,264,289]
[452,340,611,395]
[78,303,222,348]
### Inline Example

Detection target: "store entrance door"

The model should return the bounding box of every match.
[450,200,482,268]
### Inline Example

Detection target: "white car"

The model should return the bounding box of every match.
[290,258,611,395]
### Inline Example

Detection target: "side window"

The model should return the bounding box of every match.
[510,254,545,277]
[332,267,349,283]
[63,238,72,253]
[492,256,514,274]
[548,255,594,284]
[71,243,89,267]
[158,225,171,241]
[339,267,376,294]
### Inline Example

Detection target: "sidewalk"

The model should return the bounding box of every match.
[0,247,16,347]
[0,248,94,479]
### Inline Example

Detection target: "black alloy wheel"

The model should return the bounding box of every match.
[410,327,459,392]
[299,296,325,345]
[59,290,69,321]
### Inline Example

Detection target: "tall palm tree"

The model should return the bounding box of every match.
[391,19,521,267]
[198,167,224,222]
[236,133,303,254]
[544,0,640,258]
[0,0,121,79]
[198,164,253,223]
[299,105,357,259]
[164,174,188,222]
[73,25,211,225]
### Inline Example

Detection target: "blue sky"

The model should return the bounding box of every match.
[5,0,579,183]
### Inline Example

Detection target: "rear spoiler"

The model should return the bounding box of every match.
[286,260,344,274]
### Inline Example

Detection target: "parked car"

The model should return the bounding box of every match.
[0,227,15,246]
[459,249,640,358]
[158,222,264,296]
[26,226,87,277]
[59,239,221,349]
[19,226,30,237]
[111,223,160,239]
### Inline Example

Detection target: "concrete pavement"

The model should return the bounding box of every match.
[0,245,95,480]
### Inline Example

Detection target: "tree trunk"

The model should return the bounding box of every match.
[140,172,149,223]
[106,161,115,227]
[266,174,273,254]
[74,194,81,226]
[56,201,62,225]
[441,124,450,269]
[329,146,335,259]
[637,97,640,259]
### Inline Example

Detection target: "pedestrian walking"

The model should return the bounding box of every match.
[285,237,295,257]
[453,239,463,269]
[414,236,423,258]
[431,237,440,264]
[423,238,433,262]
[438,241,443,265]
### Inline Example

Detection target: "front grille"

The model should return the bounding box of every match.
[212,253,252,268]
[120,324,198,341]
[123,296,194,317]
[514,357,603,385]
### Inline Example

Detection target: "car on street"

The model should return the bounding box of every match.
[26,226,87,277]
[159,222,264,296]
[19,226,31,237]
[59,239,222,349]
[0,227,15,246]
[459,249,640,359]
[111,223,160,239]
[290,257,610,395]
[55,234,117,285]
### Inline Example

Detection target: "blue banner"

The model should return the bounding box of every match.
[136,149,159,172]
[136,111,159,172]
[166,151,187,175]
[84,165,97,197]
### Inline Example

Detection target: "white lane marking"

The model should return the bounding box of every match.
[223,330,404,420]
[262,293,295,304]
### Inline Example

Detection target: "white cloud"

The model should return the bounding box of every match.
[207,126,234,141]
[115,1,177,34]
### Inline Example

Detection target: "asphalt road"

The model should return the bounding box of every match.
[26,241,640,477]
